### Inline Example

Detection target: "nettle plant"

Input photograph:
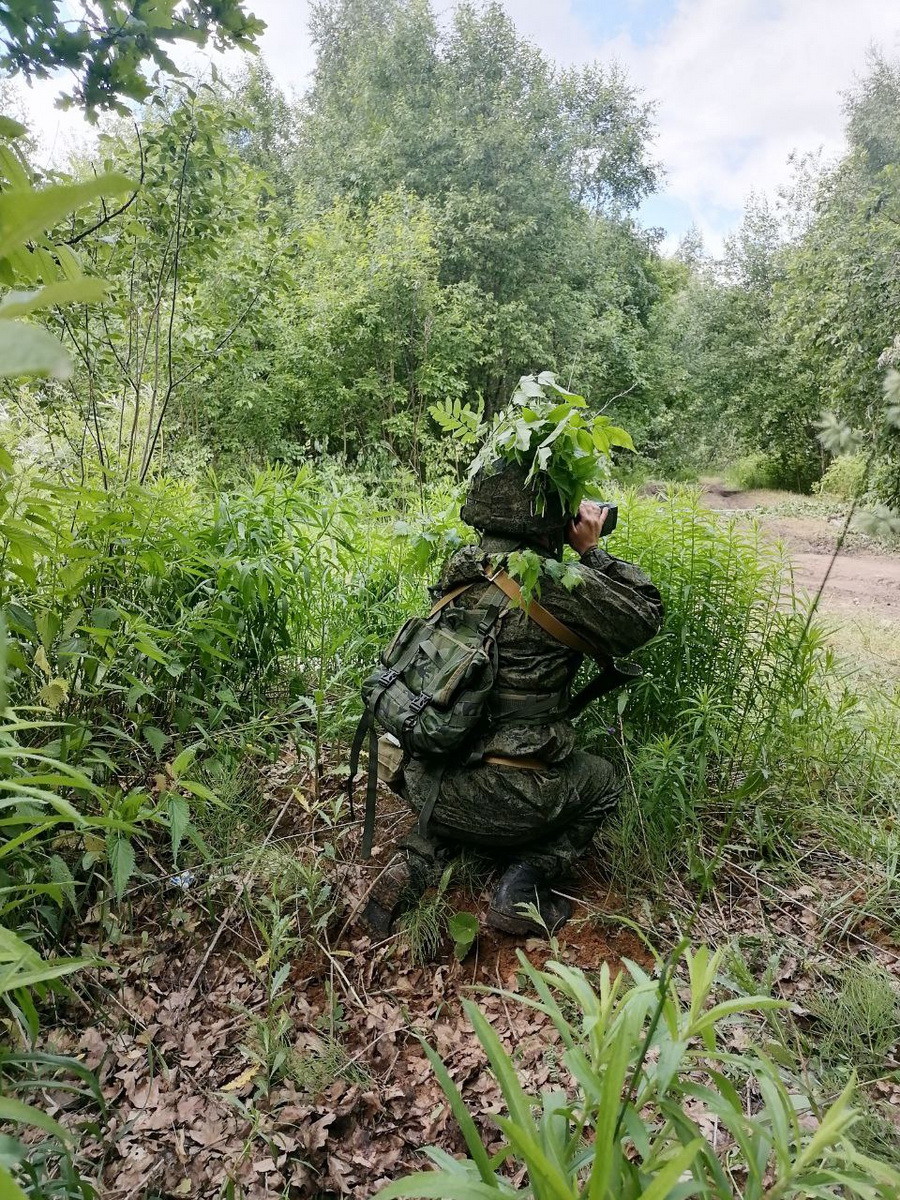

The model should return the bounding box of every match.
[430,372,634,595]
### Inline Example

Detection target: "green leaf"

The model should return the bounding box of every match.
[0,1095,70,1142]
[0,320,72,379]
[0,278,108,317]
[0,1163,31,1200]
[107,836,136,901]
[171,745,198,776]
[143,725,168,757]
[448,911,479,961]
[373,1174,510,1199]
[0,116,28,140]
[0,925,42,968]
[167,793,190,863]
[49,854,77,909]
[0,173,134,258]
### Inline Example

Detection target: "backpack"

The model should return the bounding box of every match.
[349,570,510,855]
[348,564,642,857]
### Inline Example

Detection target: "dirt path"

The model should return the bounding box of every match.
[701,483,900,619]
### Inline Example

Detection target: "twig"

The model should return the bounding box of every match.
[63,124,145,247]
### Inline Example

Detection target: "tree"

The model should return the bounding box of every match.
[298,0,662,421]
[19,83,272,480]
[0,0,264,117]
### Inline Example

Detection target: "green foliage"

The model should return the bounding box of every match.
[376,944,900,1198]
[814,453,869,499]
[298,0,662,428]
[726,452,783,491]
[0,117,131,382]
[467,372,634,517]
[400,866,454,966]
[810,962,900,1080]
[448,911,478,961]
[0,0,264,117]
[582,488,873,878]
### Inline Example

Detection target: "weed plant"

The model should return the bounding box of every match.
[809,961,900,1081]
[400,866,455,965]
[377,944,900,1198]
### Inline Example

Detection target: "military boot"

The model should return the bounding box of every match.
[358,835,438,936]
[487,861,572,936]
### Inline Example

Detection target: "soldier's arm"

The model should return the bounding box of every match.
[549,503,664,658]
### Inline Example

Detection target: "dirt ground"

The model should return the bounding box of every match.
[701,482,900,619]
[700,482,900,682]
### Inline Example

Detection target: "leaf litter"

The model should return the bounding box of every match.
[29,750,900,1196]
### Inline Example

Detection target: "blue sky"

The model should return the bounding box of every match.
[571,0,680,47]
[20,0,900,255]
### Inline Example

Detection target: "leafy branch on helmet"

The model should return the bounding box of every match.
[432,371,635,521]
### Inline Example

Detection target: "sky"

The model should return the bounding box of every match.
[15,0,900,253]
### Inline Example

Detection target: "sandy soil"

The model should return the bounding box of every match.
[701,483,900,619]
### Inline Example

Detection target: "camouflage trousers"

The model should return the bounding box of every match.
[404,751,620,878]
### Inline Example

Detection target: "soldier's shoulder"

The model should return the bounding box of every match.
[439,543,485,589]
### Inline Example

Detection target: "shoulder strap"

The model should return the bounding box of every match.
[427,580,474,617]
[490,569,603,660]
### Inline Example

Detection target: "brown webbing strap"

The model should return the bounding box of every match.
[483,753,547,771]
[427,580,474,617]
[490,569,602,660]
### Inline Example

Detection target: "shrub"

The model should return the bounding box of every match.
[584,488,825,876]
[814,453,868,500]
[726,452,783,490]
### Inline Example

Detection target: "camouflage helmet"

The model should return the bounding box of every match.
[460,459,570,540]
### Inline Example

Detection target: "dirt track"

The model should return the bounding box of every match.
[701,485,900,619]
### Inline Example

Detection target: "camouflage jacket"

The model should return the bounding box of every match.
[433,535,664,761]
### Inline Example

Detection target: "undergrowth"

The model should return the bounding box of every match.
[2,457,900,1194]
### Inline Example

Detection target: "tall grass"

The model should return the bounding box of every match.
[571,487,900,880]
[2,463,897,938]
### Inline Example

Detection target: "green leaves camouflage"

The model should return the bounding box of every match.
[470,372,635,518]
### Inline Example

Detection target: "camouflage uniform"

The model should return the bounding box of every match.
[404,534,664,876]
[360,460,662,936]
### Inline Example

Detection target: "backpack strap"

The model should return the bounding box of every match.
[489,569,602,659]
[427,580,475,617]
[487,567,643,716]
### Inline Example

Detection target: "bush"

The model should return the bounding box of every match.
[814,453,868,499]
[726,452,783,490]
[581,488,832,876]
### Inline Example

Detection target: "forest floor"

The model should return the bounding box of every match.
[33,486,900,1198]
[48,761,900,1197]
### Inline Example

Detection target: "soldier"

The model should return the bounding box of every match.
[360,459,663,937]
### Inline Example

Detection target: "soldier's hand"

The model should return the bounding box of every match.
[567,501,608,555]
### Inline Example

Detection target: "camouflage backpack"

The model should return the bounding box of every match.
[349,570,510,855]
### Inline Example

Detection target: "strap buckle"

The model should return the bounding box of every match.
[380,668,399,686]
[410,692,432,713]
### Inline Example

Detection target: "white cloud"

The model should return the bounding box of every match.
[577,0,900,246]
[13,0,900,249]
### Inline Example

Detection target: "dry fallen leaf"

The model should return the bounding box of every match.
[221,1065,258,1093]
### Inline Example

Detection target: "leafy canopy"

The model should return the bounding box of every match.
[0,0,265,117]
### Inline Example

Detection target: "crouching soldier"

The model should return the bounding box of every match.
[357,459,663,937]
